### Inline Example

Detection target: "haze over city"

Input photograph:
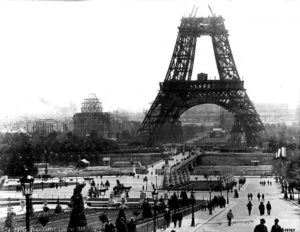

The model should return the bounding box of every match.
[0,0,300,121]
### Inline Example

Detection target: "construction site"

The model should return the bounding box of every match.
[73,94,111,138]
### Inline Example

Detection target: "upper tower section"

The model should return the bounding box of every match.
[164,15,240,82]
[179,16,227,35]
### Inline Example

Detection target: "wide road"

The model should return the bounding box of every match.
[200,177,300,232]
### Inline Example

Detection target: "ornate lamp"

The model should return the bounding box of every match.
[20,169,34,232]
[20,170,34,196]
[152,190,159,232]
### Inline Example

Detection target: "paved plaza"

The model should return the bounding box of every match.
[1,152,299,231]
[0,152,188,218]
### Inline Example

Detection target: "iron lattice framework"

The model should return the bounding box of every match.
[138,16,264,147]
[81,93,103,113]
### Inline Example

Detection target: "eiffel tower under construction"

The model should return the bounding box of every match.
[138,12,264,147]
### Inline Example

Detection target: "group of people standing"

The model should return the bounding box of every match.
[164,208,184,228]
[246,192,272,216]
[104,211,137,232]
[260,180,272,186]
[247,200,272,216]
[254,218,283,232]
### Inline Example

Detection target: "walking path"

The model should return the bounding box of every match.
[165,177,300,232]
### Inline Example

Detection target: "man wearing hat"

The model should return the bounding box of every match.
[254,218,268,232]
[164,208,171,228]
[105,218,116,232]
[127,217,136,232]
[271,218,283,232]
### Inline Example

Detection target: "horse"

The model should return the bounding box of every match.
[98,188,108,196]
[122,186,132,192]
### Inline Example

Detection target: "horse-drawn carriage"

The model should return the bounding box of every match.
[88,179,132,207]
[112,180,132,196]
[107,180,132,208]
[88,179,110,198]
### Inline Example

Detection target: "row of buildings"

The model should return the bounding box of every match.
[1,94,140,140]
[1,96,299,139]
[180,103,298,127]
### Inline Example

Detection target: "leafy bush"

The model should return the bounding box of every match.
[99,212,108,224]
[4,211,16,230]
[43,205,50,212]
[38,215,49,227]
[54,204,63,214]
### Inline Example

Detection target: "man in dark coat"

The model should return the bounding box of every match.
[247,201,253,216]
[259,202,265,216]
[177,210,183,227]
[127,218,136,232]
[257,193,261,201]
[172,210,178,228]
[105,219,116,232]
[254,218,268,232]
[271,218,283,232]
[164,208,171,228]
[227,209,233,226]
[266,201,272,215]
[116,217,128,232]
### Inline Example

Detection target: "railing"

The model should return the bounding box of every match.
[137,202,205,232]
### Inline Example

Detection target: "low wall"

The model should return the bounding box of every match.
[200,152,274,166]
[194,165,273,176]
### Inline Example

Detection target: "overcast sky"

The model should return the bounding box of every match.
[0,0,300,120]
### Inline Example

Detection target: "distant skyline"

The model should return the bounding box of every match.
[0,0,300,120]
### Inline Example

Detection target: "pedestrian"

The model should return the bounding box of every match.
[284,191,288,200]
[127,217,136,232]
[262,193,265,201]
[257,193,261,201]
[250,193,253,201]
[105,218,116,232]
[254,218,268,232]
[116,217,128,232]
[259,202,265,216]
[226,209,234,226]
[172,210,178,228]
[266,201,271,215]
[271,218,283,232]
[247,201,253,216]
[248,193,251,201]
[177,210,183,228]
[164,208,171,228]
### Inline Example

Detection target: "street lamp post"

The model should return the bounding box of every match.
[20,169,34,232]
[152,190,159,232]
[191,191,195,227]
[226,186,229,204]
[144,176,148,190]
[209,188,212,215]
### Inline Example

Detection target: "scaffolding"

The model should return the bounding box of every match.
[81,93,103,113]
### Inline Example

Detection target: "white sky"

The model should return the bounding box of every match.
[0,0,300,120]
